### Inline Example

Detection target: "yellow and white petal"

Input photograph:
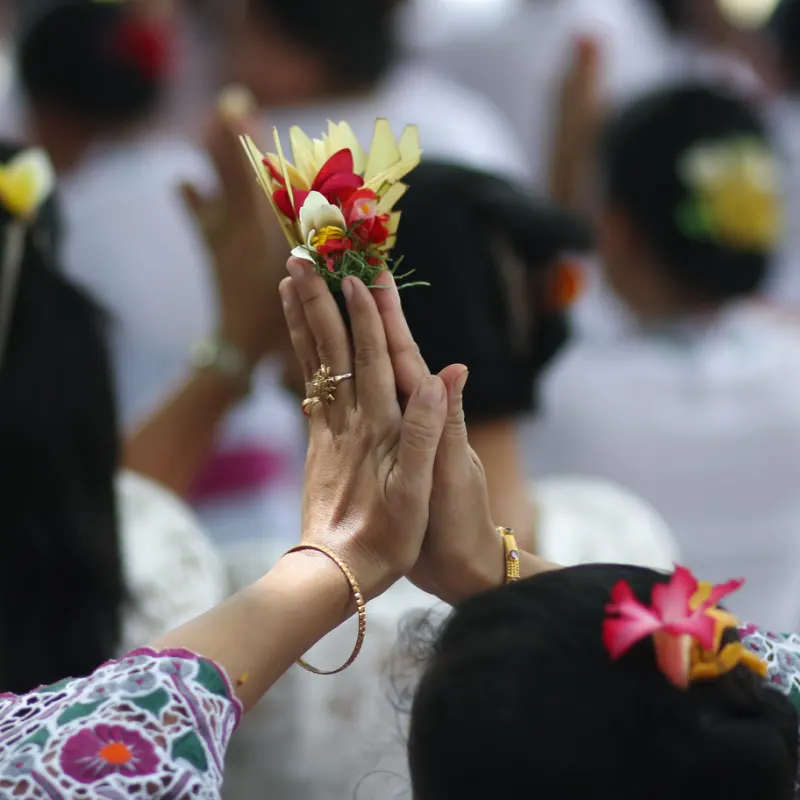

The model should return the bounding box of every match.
[297,191,346,242]
[0,148,54,219]
[328,120,367,174]
[291,244,317,263]
[289,126,318,187]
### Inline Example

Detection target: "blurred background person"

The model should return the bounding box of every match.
[226,0,529,180]
[527,84,800,631]
[15,0,305,552]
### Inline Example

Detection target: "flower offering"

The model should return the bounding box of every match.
[240,120,422,291]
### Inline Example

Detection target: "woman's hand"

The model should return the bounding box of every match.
[368,272,506,604]
[181,96,288,362]
[280,259,449,601]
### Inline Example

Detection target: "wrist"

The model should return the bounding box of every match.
[190,336,256,391]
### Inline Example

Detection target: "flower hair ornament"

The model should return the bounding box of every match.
[241,120,422,292]
[0,149,55,369]
[603,565,767,688]
[676,136,781,252]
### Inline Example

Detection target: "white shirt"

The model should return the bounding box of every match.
[425,0,761,190]
[525,302,800,631]
[766,98,800,307]
[59,135,218,426]
[118,470,228,651]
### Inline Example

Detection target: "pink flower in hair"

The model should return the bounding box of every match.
[602,565,744,688]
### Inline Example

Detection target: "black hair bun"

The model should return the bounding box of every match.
[18,1,173,124]
[600,84,774,301]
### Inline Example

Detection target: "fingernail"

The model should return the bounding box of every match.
[342,277,355,301]
[286,259,306,281]
[454,370,469,396]
[419,376,445,407]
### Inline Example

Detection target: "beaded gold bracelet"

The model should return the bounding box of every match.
[284,544,367,675]
[497,527,521,584]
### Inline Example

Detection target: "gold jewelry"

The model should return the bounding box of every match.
[497,527,521,584]
[284,544,367,675]
[302,365,353,416]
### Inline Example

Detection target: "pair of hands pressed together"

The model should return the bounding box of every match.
[280,259,514,606]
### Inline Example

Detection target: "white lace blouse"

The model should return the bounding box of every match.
[117,470,229,653]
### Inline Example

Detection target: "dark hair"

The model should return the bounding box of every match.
[395,161,592,420]
[0,142,124,693]
[408,564,799,800]
[770,0,800,90]
[18,1,173,125]
[248,0,401,87]
[647,0,686,32]
[600,84,773,300]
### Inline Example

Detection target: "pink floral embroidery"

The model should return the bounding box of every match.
[60,724,160,783]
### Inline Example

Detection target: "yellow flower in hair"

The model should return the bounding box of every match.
[677,137,781,252]
[0,149,55,220]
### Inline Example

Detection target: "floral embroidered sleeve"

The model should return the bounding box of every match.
[0,648,242,799]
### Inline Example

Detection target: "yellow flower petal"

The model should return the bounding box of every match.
[0,148,54,219]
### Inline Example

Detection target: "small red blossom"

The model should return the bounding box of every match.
[266,149,363,220]
[114,20,173,81]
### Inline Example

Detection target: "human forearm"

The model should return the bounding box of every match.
[152,550,352,711]
[123,369,247,497]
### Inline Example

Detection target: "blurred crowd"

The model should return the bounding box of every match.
[2,0,800,796]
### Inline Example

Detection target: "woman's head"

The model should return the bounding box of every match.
[395,161,592,422]
[0,141,124,692]
[18,1,173,145]
[596,84,778,318]
[409,564,798,799]
[229,0,402,105]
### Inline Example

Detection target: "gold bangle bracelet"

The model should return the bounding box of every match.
[497,527,521,584]
[284,544,367,675]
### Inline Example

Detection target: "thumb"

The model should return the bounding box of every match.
[394,376,448,501]
[438,364,469,443]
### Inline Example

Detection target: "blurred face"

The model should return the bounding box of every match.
[225,7,327,107]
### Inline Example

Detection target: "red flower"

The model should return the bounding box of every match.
[266,150,363,220]
[316,236,354,272]
[342,189,390,247]
[114,20,173,81]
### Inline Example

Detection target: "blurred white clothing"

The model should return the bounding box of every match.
[425,0,760,189]
[222,476,677,800]
[117,470,228,651]
[525,301,800,631]
[766,98,800,306]
[60,135,217,425]
[266,61,531,182]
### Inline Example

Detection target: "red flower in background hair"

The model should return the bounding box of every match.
[113,18,173,81]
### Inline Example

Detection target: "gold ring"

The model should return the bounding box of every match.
[302,365,353,416]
